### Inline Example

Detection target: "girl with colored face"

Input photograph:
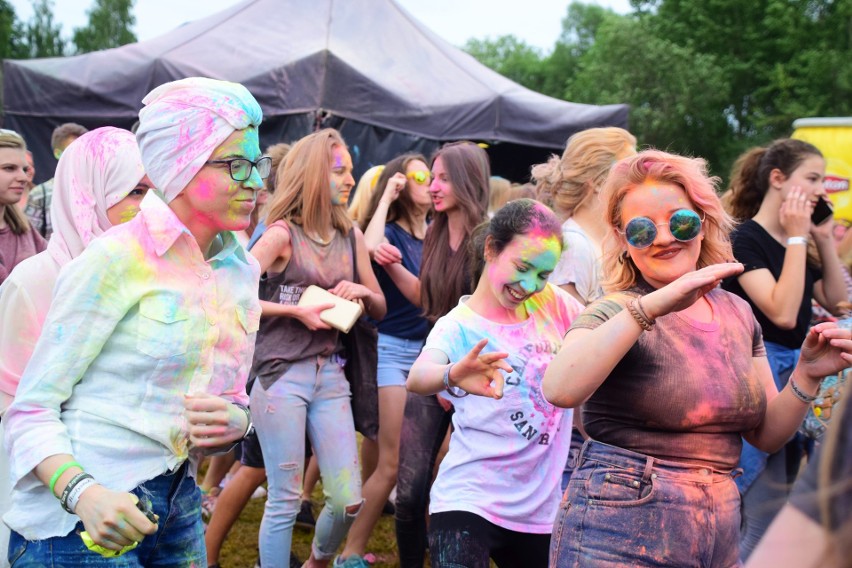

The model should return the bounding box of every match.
[722,139,849,559]
[406,199,583,568]
[0,131,46,286]
[248,128,386,568]
[542,149,852,568]
[336,153,434,564]
[3,79,264,564]
[376,141,490,567]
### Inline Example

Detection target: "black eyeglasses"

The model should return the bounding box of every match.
[207,156,272,181]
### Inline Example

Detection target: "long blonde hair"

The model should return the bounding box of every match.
[600,150,734,291]
[532,127,636,218]
[263,129,352,238]
[0,130,31,235]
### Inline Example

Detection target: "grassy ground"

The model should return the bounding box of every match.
[216,492,402,568]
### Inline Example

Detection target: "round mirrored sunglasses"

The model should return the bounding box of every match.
[620,209,703,249]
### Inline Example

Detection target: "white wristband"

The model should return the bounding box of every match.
[65,477,98,514]
[787,236,808,246]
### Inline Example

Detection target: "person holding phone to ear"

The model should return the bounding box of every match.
[722,138,848,560]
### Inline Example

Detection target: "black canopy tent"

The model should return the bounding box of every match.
[2,0,628,184]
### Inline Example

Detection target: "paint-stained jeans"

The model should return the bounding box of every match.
[395,392,453,568]
[252,356,362,567]
[550,440,742,568]
[8,462,204,567]
[428,511,550,568]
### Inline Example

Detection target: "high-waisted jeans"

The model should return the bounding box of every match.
[252,355,362,567]
[550,440,742,568]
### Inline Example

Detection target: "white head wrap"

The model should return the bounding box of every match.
[47,127,145,267]
[135,77,263,203]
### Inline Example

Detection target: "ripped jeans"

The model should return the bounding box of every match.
[252,356,362,566]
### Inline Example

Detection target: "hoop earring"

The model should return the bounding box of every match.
[618,250,629,265]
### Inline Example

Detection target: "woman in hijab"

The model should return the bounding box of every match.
[4,77,264,565]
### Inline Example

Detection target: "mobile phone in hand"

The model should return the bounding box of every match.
[136,496,158,524]
[812,197,834,226]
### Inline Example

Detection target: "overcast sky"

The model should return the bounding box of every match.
[9,0,632,53]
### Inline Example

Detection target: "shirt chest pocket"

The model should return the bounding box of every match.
[137,293,190,359]
[236,303,261,334]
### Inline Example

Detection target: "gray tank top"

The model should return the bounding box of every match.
[252,221,355,389]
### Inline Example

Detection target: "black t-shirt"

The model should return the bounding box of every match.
[789,393,852,557]
[723,220,822,348]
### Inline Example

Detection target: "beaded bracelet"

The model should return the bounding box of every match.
[627,299,654,332]
[59,472,94,513]
[789,377,818,404]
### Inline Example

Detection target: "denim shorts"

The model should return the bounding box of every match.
[550,440,742,568]
[376,333,424,389]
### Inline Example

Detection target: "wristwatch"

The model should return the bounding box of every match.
[233,403,254,438]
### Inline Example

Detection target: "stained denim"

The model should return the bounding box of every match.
[550,440,741,568]
[8,462,204,567]
[395,392,453,568]
[251,356,362,567]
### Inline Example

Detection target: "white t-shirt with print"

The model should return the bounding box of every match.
[425,283,583,533]
[549,218,603,304]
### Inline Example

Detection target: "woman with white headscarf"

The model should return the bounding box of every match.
[0,126,149,566]
[4,77,265,565]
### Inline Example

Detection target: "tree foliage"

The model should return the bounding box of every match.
[73,0,137,54]
[464,0,852,180]
[22,0,65,58]
[0,0,27,59]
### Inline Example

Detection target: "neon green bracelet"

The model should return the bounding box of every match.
[49,461,82,497]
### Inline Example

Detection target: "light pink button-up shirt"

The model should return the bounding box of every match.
[4,191,260,540]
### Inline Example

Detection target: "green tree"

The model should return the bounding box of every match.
[566,14,734,174]
[23,0,65,58]
[464,35,547,92]
[73,0,137,54]
[0,0,27,59]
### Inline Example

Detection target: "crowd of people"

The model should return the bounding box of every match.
[0,77,850,568]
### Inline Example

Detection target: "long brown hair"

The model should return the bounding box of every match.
[725,138,822,221]
[420,141,490,321]
[0,131,31,235]
[263,129,352,238]
[361,153,429,232]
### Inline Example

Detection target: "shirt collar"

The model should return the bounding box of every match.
[139,191,250,265]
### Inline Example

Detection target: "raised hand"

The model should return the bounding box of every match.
[372,242,403,266]
[796,322,852,385]
[448,338,513,399]
[380,172,407,205]
[184,393,249,449]
[642,263,745,319]
[779,186,814,239]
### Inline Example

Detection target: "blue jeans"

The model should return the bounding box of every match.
[8,462,204,567]
[252,356,362,566]
[737,341,805,560]
[550,440,741,568]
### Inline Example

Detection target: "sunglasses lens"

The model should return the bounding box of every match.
[409,171,430,184]
[624,217,657,249]
[669,209,702,242]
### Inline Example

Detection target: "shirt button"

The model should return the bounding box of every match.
[699,468,710,476]
[201,272,210,280]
